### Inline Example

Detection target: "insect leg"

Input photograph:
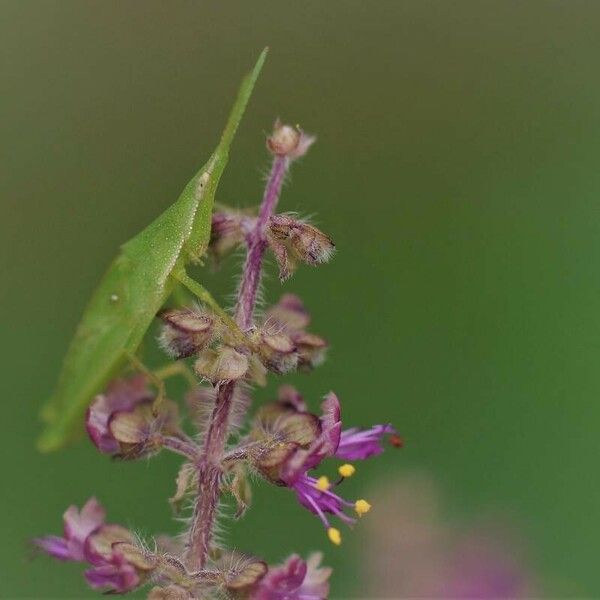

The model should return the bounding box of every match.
[172,271,249,347]
[124,351,167,409]
[154,362,198,388]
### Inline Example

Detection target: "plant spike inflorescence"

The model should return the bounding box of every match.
[35,121,400,598]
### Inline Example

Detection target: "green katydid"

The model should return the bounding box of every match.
[37,48,268,452]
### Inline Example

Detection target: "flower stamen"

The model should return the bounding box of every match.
[354,499,372,516]
[327,527,342,546]
[314,475,330,491]
[338,463,355,478]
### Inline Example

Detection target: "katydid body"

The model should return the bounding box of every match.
[38,49,267,452]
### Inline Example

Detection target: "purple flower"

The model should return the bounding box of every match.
[280,392,397,545]
[85,552,140,592]
[34,498,152,594]
[252,553,331,600]
[84,527,157,593]
[281,449,360,546]
[278,394,386,545]
[245,388,398,545]
[86,375,181,459]
[34,497,105,561]
[85,375,152,454]
[336,424,400,460]
[288,473,357,529]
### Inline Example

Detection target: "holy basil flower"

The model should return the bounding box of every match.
[86,375,181,460]
[241,387,399,545]
[251,553,331,600]
[34,498,154,594]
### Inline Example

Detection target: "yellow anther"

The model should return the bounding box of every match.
[327,527,342,545]
[338,463,356,478]
[315,476,330,492]
[355,499,372,516]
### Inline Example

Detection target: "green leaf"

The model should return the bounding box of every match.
[37,48,268,452]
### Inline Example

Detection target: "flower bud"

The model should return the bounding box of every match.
[221,554,267,592]
[209,211,250,263]
[248,398,320,483]
[194,346,249,384]
[109,400,180,460]
[265,234,295,281]
[265,294,311,331]
[86,376,180,459]
[293,331,328,370]
[159,308,216,359]
[256,331,298,374]
[107,404,155,449]
[269,215,335,265]
[267,215,335,281]
[85,376,152,454]
[84,525,134,563]
[251,442,296,484]
[266,120,315,159]
[263,296,329,370]
[252,397,319,444]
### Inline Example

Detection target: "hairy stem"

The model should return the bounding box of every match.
[186,381,234,570]
[160,435,199,461]
[186,155,289,570]
[236,155,288,330]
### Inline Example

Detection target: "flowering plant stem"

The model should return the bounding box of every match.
[35,116,395,599]
[186,155,289,571]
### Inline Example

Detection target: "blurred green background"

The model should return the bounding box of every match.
[3,1,600,597]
